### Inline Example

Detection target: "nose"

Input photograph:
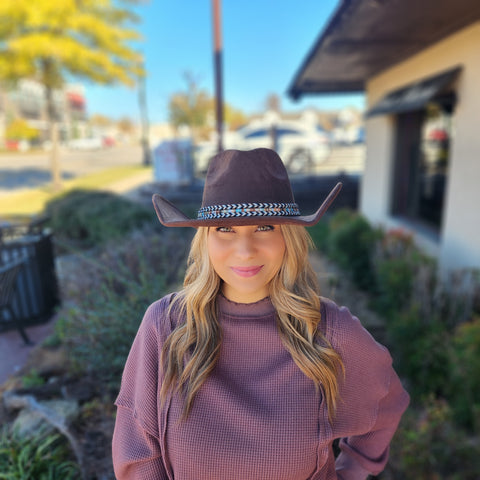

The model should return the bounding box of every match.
[235,233,256,259]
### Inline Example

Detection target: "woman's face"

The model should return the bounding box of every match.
[207,224,286,303]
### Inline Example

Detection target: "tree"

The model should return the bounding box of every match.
[117,116,135,135]
[168,72,247,142]
[224,104,247,131]
[168,73,213,142]
[90,114,114,128]
[5,118,39,142]
[0,0,144,190]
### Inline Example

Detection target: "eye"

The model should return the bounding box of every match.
[256,225,275,232]
[215,226,233,233]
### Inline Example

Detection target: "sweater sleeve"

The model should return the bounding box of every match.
[112,295,174,480]
[335,367,409,479]
[321,299,410,480]
[112,406,168,479]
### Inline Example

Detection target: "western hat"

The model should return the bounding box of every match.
[152,148,342,228]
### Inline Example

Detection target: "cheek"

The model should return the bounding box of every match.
[207,236,217,265]
[274,246,286,271]
[272,234,286,259]
[266,237,286,271]
[207,235,226,272]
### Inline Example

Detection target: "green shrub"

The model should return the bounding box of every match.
[312,211,480,477]
[21,370,46,388]
[437,269,480,329]
[57,280,161,389]
[387,306,451,400]
[374,258,414,314]
[45,189,157,250]
[372,228,436,316]
[0,426,80,479]
[447,316,480,431]
[326,209,379,291]
[53,226,192,389]
[307,217,330,252]
[327,208,358,232]
[387,397,480,480]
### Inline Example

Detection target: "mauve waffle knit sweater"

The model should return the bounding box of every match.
[113,294,409,480]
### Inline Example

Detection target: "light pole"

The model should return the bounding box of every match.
[138,58,151,166]
[212,0,224,153]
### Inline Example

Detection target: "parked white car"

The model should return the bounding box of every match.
[194,119,330,175]
[68,137,104,150]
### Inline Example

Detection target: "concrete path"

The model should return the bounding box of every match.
[0,320,57,385]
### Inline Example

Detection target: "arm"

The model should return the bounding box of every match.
[321,300,410,480]
[112,297,173,479]
[113,406,169,480]
[335,368,410,480]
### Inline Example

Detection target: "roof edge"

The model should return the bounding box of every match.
[286,0,354,101]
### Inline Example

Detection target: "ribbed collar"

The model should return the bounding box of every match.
[217,293,275,317]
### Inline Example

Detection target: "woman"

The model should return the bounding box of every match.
[112,148,409,479]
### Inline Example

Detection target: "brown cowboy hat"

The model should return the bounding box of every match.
[152,148,342,227]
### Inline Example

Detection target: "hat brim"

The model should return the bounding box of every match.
[152,182,343,228]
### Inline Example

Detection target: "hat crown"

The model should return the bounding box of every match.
[151,147,342,228]
[201,149,295,208]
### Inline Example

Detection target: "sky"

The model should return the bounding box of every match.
[84,0,365,124]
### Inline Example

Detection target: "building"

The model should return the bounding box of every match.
[0,79,87,148]
[288,0,480,273]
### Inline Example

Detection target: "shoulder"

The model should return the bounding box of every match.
[140,292,180,342]
[320,296,390,364]
[320,297,395,432]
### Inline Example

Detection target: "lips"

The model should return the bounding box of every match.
[230,265,263,277]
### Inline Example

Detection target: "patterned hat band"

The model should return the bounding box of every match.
[197,202,301,220]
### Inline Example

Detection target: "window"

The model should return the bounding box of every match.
[391,100,454,233]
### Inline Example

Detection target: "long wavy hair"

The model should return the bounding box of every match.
[160,224,344,421]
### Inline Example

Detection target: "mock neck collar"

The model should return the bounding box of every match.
[217,293,275,317]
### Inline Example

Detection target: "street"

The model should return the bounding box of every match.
[0,144,144,195]
[0,144,365,196]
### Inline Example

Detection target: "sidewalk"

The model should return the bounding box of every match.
[0,321,57,385]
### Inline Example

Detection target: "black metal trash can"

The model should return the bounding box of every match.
[0,223,60,328]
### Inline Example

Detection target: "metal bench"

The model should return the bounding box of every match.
[0,259,33,345]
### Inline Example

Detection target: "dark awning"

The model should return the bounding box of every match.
[287,0,480,101]
[365,67,461,117]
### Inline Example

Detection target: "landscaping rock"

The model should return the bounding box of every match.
[11,397,79,438]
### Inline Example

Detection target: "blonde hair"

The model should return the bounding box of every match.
[160,224,344,421]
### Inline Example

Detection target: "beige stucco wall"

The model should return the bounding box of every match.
[363,22,480,272]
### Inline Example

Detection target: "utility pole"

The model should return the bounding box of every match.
[138,58,151,166]
[212,0,224,153]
